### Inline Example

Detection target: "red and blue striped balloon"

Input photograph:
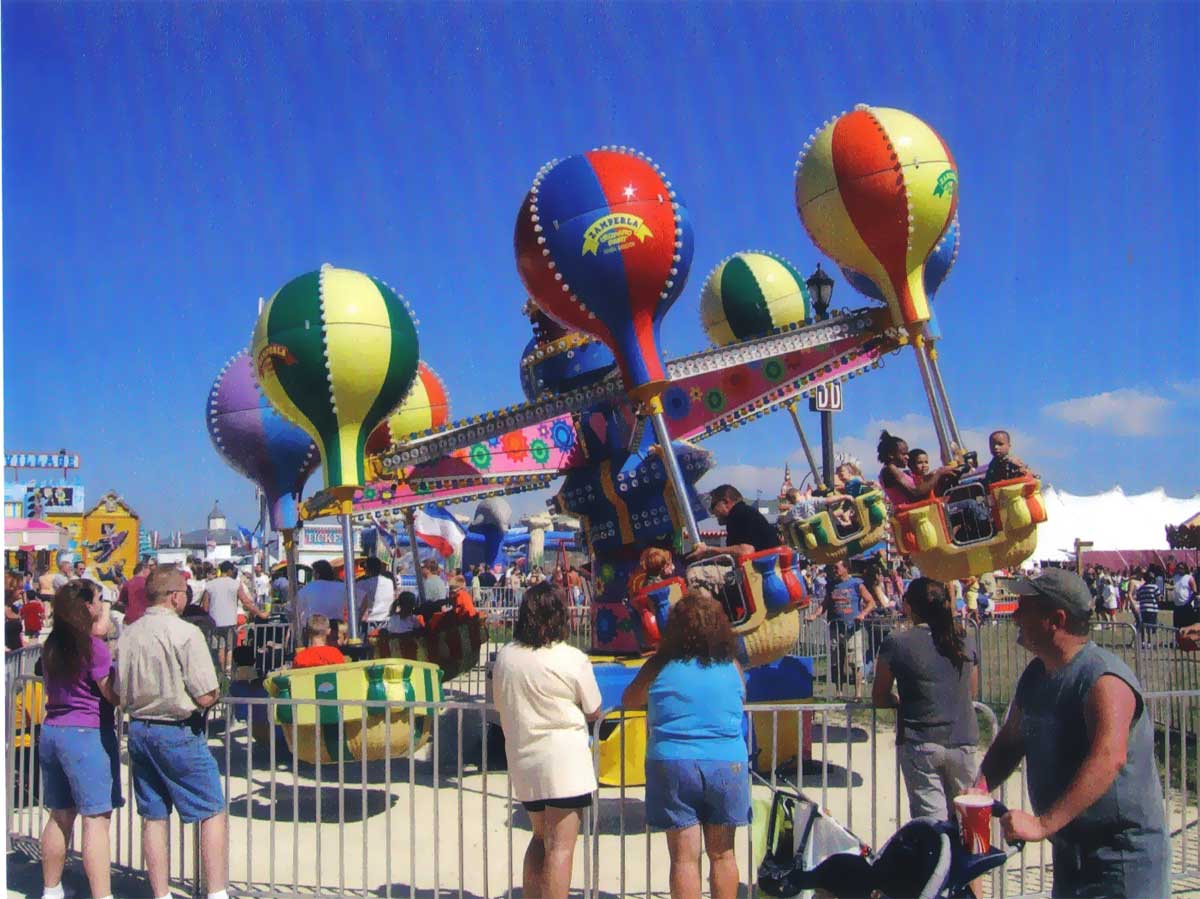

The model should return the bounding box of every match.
[515,147,694,402]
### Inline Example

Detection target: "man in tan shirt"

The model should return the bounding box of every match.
[117,566,229,899]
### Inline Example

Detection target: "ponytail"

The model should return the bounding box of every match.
[905,577,968,673]
[877,430,904,464]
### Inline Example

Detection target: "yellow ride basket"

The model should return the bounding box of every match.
[265,658,443,765]
[782,489,888,565]
[891,476,1047,581]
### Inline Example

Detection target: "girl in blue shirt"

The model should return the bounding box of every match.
[623,589,748,899]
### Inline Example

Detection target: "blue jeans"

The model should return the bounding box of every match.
[645,758,750,830]
[39,723,123,815]
[128,719,225,823]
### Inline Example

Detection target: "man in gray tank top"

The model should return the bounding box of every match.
[976,567,1167,898]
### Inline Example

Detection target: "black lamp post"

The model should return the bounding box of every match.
[806,265,837,489]
[806,264,835,321]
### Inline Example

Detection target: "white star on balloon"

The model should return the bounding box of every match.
[622,184,637,200]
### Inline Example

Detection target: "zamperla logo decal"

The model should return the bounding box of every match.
[256,344,297,378]
[582,214,654,256]
[933,170,958,198]
[317,682,335,694]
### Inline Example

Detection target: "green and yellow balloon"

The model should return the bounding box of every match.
[700,251,813,347]
[252,264,419,495]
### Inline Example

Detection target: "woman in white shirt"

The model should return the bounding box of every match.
[492,583,602,899]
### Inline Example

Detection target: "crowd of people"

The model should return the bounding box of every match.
[5,444,1186,899]
[490,564,1168,899]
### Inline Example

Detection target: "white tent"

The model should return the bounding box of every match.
[1032,487,1200,563]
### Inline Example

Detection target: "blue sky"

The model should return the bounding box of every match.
[4,2,1197,532]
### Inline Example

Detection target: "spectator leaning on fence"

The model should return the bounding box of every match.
[492,581,602,899]
[872,577,979,821]
[974,567,1167,898]
[622,588,748,899]
[38,580,122,899]
[117,566,230,899]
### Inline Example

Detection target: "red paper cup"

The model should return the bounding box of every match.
[953,793,993,854]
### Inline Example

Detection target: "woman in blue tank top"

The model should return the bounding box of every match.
[622,589,748,899]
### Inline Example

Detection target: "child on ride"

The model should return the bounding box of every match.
[292,614,347,668]
[876,431,958,508]
[835,462,873,498]
[983,430,1031,485]
[386,591,423,636]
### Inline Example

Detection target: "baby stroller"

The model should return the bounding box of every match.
[757,789,1021,899]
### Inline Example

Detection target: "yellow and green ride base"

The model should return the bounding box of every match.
[265,658,443,765]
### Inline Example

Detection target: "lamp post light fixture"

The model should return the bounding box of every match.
[807,264,837,490]
[806,264,835,321]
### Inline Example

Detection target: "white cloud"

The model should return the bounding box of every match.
[1172,380,1200,400]
[1041,389,1171,437]
[826,412,1056,471]
[701,463,792,499]
[700,411,1053,499]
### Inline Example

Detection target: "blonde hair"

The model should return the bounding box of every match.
[305,613,331,645]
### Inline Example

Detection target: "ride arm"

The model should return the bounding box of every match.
[621,654,667,710]
[1000,674,1137,844]
[871,656,899,709]
[975,699,1026,792]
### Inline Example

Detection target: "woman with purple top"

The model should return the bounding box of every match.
[39,580,122,899]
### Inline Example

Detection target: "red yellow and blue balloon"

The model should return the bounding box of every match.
[252,264,420,495]
[795,105,957,335]
[700,251,813,347]
[515,147,694,403]
[365,361,451,456]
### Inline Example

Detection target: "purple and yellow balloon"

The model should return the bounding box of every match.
[206,350,320,532]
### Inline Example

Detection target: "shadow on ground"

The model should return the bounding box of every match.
[7,841,189,898]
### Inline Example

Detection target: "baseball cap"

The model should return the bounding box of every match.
[1012,567,1093,619]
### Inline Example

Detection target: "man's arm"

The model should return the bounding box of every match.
[856,583,876,621]
[976,699,1026,792]
[199,589,211,613]
[1000,674,1137,843]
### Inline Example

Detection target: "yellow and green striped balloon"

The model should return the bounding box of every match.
[700,251,813,347]
[252,264,419,491]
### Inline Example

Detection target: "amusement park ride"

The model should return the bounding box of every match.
[205,105,1047,761]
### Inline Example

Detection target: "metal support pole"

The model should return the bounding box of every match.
[924,334,963,452]
[282,525,298,624]
[404,508,428,605]
[911,332,953,463]
[340,513,359,642]
[259,491,271,572]
[820,410,835,491]
[648,408,703,550]
[787,402,826,492]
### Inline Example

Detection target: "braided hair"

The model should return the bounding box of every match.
[904,577,969,673]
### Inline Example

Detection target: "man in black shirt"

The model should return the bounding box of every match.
[689,484,781,560]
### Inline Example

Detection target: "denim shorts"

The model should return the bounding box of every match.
[645,758,750,830]
[40,723,124,816]
[128,719,225,823]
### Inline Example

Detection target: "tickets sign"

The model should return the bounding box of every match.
[5,452,80,469]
